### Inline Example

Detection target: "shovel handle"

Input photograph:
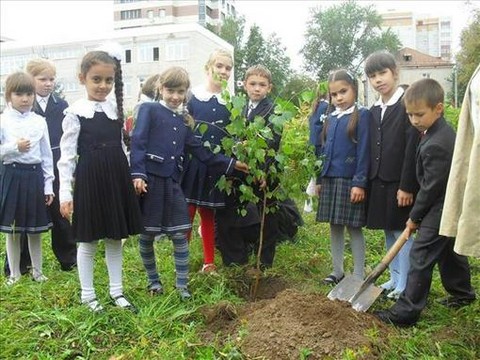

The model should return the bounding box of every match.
[381,228,410,266]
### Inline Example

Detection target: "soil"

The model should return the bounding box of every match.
[199,274,390,360]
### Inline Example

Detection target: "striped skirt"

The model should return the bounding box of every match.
[316,177,366,228]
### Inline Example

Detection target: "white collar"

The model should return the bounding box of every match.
[331,104,355,118]
[192,85,229,105]
[139,94,154,103]
[4,105,34,118]
[36,94,50,103]
[374,87,404,107]
[65,98,118,120]
[159,100,184,115]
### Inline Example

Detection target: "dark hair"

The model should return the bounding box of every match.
[364,51,398,77]
[80,50,125,123]
[322,69,359,143]
[4,72,35,103]
[404,78,444,108]
[244,64,273,84]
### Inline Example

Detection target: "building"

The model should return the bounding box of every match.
[114,0,237,31]
[0,23,234,112]
[380,10,452,60]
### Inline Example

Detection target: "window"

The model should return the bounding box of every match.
[147,10,154,19]
[120,9,141,20]
[159,9,166,18]
[63,82,78,93]
[153,47,159,61]
[125,49,132,63]
[165,40,189,61]
[138,43,160,62]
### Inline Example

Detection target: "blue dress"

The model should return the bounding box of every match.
[181,88,231,208]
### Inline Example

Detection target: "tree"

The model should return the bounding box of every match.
[454,8,480,104]
[279,73,318,107]
[218,15,246,82]
[301,0,402,80]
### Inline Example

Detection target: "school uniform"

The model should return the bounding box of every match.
[309,100,329,156]
[366,88,419,230]
[389,117,475,323]
[0,107,54,233]
[181,86,231,208]
[58,99,143,242]
[217,97,281,268]
[316,106,371,227]
[130,101,235,235]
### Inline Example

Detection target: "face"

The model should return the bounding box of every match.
[244,74,272,102]
[10,91,35,114]
[207,56,233,86]
[405,100,443,132]
[79,62,115,102]
[159,86,187,109]
[367,68,397,101]
[33,70,55,97]
[328,80,356,110]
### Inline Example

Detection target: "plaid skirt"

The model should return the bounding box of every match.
[140,175,191,235]
[316,177,366,227]
[0,163,52,234]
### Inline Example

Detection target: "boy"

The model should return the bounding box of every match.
[375,79,476,327]
[4,59,77,275]
[216,65,281,269]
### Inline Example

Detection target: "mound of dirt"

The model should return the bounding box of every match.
[200,287,389,359]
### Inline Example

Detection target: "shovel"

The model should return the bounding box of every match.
[327,228,410,312]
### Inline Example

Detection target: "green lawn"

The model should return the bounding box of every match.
[1,210,479,359]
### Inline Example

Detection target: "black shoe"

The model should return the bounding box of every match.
[374,309,417,328]
[60,263,77,271]
[322,274,344,286]
[437,296,475,309]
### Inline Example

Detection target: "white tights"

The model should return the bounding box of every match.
[6,233,43,279]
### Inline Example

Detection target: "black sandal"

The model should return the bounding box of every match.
[322,274,344,285]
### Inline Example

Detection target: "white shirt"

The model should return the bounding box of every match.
[0,106,54,195]
[36,94,50,112]
[57,99,121,203]
[373,87,405,121]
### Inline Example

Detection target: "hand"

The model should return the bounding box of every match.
[60,201,73,220]
[315,185,322,197]
[45,194,54,206]
[17,138,31,152]
[257,178,267,190]
[397,189,414,207]
[350,186,365,203]
[405,218,419,237]
[234,160,249,173]
[133,178,147,195]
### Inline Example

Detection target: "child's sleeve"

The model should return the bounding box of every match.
[352,109,371,188]
[400,113,419,193]
[130,104,151,181]
[0,116,20,158]
[57,113,80,203]
[39,120,54,195]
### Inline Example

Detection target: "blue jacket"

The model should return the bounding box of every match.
[130,102,234,182]
[319,107,371,188]
[309,100,329,155]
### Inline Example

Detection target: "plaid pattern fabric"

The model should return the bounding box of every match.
[316,177,366,227]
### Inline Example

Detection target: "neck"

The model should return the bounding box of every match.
[206,81,222,94]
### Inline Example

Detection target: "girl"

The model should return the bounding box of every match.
[130,66,247,299]
[316,69,371,285]
[58,47,143,312]
[364,51,418,299]
[0,72,54,285]
[181,49,233,273]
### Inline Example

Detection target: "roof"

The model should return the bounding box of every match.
[396,47,453,68]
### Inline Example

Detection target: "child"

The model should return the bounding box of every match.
[132,74,161,123]
[26,58,77,271]
[305,83,329,212]
[181,49,233,273]
[0,72,54,285]
[375,79,476,327]
[130,66,247,299]
[216,64,281,269]
[364,51,419,299]
[58,47,143,312]
[316,69,371,285]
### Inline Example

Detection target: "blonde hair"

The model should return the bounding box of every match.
[4,72,35,103]
[25,58,56,77]
[244,64,272,83]
[204,49,233,72]
[140,74,161,101]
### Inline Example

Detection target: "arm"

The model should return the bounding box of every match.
[130,104,151,181]
[57,113,80,204]
[39,120,54,196]
[399,112,419,195]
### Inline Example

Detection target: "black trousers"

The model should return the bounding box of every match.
[216,211,279,268]
[4,167,77,275]
[392,226,475,321]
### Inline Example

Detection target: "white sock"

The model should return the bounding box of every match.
[77,241,98,302]
[27,233,43,278]
[347,226,366,279]
[6,233,21,280]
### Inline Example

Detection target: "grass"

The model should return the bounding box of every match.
[0,209,479,359]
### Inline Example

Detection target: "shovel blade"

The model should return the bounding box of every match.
[349,284,384,312]
[327,275,364,302]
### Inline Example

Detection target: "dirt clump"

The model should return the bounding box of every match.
[200,287,389,359]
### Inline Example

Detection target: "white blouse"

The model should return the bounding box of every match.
[57,99,121,203]
[0,106,54,195]
[191,85,230,105]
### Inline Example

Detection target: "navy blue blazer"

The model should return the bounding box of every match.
[409,117,455,228]
[309,100,329,155]
[32,94,68,162]
[319,107,371,188]
[130,102,235,183]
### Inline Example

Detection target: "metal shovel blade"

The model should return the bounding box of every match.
[349,284,384,312]
[327,275,364,302]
